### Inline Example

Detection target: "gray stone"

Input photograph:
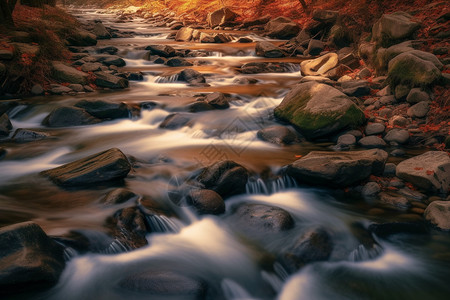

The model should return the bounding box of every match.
[337,133,356,146]
[287,149,388,187]
[389,115,409,127]
[42,106,101,127]
[362,182,381,198]
[365,123,386,135]
[380,95,396,105]
[31,84,44,95]
[341,80,371,97]
[424,201,450,230]
[41,148,131,187]
[67,29,97,46]
[396,151,450,193]
[93,22,111,39]
[406,88,430,104]
[358,68,372,79]
[312,9,339,23]
[81,62,102,72]
[274,82,366,139]
[359,136,387,148]
[95,71,129,89]
[52,61,88,84]
[384,129,410,144]
[407,101,429,118]
[68,84,84,92]
[49,84,72,95]
[379,192,410,210]
[383,163,397,176]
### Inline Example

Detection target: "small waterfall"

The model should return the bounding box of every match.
[153,74,179,83]
[145,214,182,233]
[102,240,129,254]
[246,176,298,195]
[63,247,78,261]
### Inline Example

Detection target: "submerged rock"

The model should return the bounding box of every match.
[287,149,388,187]
[41,148,131,187]
[396,151,450,193]
[197,160,248,198]
[274,82,366,139]
[0,222,65,295]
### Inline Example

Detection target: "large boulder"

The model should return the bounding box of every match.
[300,53,338,76]
[372,12,420,47]
[287,149,388,187]
[0,222,65,295]
[255,41,285,58]
[424,201,450,230]
[41,148,131,187]
[396,151,450,193]
[42,106,101,127]
[274,82,366,139]
[95,71,129,89]
[387,52,441,88]
[197,160,248,199]
[52,61,88,85]
[66,29,97,46]
[74,99,130,120]
[207,7,237,28]
[265,17,300,39]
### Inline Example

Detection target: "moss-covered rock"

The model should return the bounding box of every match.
[387,52,441,88]
[274,82,366,139]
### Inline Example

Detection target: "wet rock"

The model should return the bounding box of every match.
[205,92,229,109]
[287,149,388,187]
[391,149,406,157]
[81,62,102,72]
[74,99,130,120]
[0,49,14,60]
[383,163,397,176]
[306,39,324,56]
[388,53,441,88]
[153,57,167,64]
[146,44,176,58]
[265,17,300,39]
[31,84,44,95]
[379,192,410,210]
[95,55,126,67]
[0,222,65,295]
[282,227,332,271]
[274,82,366,139]
[257,126,298,145]
[188,101,215,112]
[384,128,410,144]
[93,22,111,39]
[52,61,88,85]
[341,80,371,97]
[42,106,101,127]
[365,123,386,136]
[109,207,148,249]
[102,188,139,205]
[197,160,248,198]
[207,7,237,28]
[229,203,294,234]
[97,46,118,55]
[166,57,193,67]
[300,53,338,76]
[41,148,131,187]
[337,133,356,146]
[372,12,420,47]
[396,151,450,193]
[237,37,253,43]
[186,189,225,215]
[67,29,97,46]
[127,72,144,81]
[11,129,50,143]
[255,41,285,58]
[407,101,429,118]
[0,113,13,136]
[49,84,72,95]
[178,69,206,84]
[406,88,430,104]
[358,136,387,148]
[175,27,194,42]
[159,113,193,130]
[119,270,207,297]
[424,201,450,230]
[95,71,129,89]
[362,182,381,198]
[241,62,297,74]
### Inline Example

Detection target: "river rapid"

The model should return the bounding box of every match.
[0,7,449,300]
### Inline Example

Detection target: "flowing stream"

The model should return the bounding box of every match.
[1,8,449,300]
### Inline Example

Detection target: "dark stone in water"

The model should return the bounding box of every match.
[240,62,297,74]
[229,203,294,235]
[186,189,225,215]
[119,270,207,298]
[205,92,229,109]
[74,99,130,120]
[102,188,139,205]
[0,222,65,296]
[178,69,206,84]
[97,46,118,55]
[127,72,144,81]
[159,113,193,130]
[166,57,193,67]
[11,128,50,143]
[145,44,176,58]
[108,207,148,249]
[0,113,13,136]
[197,160,248,198]
[41,148,131,187]
[257,125,298,145]
[282,227,333,272]
[255,41,285,58]
[153,56,167,64]
[95,71,129,89]
[42,106,102,127]
[188,101,215,112]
